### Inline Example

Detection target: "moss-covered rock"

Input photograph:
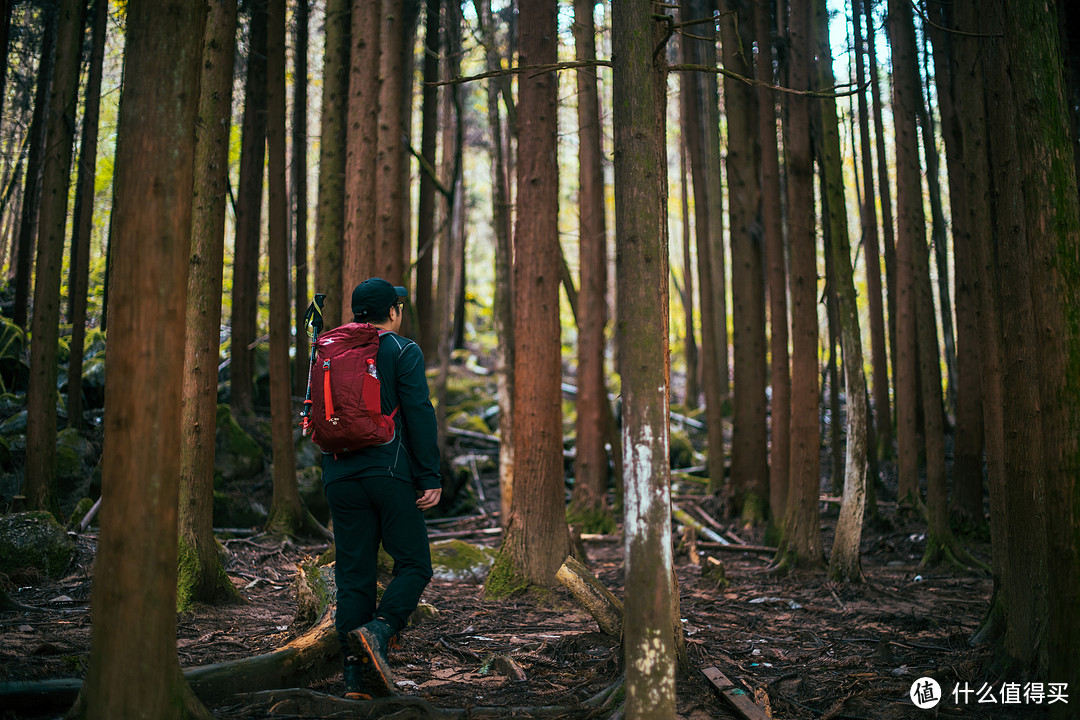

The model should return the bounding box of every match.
[0,435,12,471]
[214,404,264,483]
[212,489,268,528]
[80,352,107,410]
[669,429,696,469]
[68,497,96,530]
[448,411,492,435]
[430,539,496,582]
[56,429,93,482]
[0,410,27,436]
[294,558,337,629]
[296,466,328,525]
[0,392,23,420]
[294,427,322,469]
[0,511,76,578]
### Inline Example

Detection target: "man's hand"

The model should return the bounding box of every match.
[416,487,442,511]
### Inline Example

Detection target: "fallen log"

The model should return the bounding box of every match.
[699,541,778,553]
[555,555,623,639]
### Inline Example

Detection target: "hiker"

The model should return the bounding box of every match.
[321,277,442,700]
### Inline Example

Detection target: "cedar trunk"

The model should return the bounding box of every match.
[264,0,304,536]
[65,0,108,433]
[292,0,310,398]
[314,0,348,328]
[612,0,676,714]
[775,0,823,572]
[179,0,242,609]
[374,0,406,283]
[230,0,268,416]
[570,0,610,525]
[77,2,208,717]
[722,0,767,526]
[495,0,570,588]
[414,0,440,353]
[343,0,378,317]
[23,0,81,516]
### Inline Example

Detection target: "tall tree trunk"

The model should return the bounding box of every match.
[866,0,897,441]
[814,0,867,583]
[23,0,81,517]
[852,0,890,465]
[264,0,305,536]
[569,0,610,529]
[488,0,570,590]
[722,0,767,526]
[179,0,243,610]
[75,2,209,717]
[927,0,984,529]
[756,0,789,540]
[314,0,348,328]
[680,0,727,492]
[65,0,107,433]
[0,0,12,127]
[678,139,699,409]
[292,0,310,398]
[374,0,406,283]
[823,229,842,495]
[613,1,676,715]
[774,0,823,572]
[343,0,378,319]
[230,0,268,416]
[1000,0,1080,702]
[476,0,514,526]
[12,5,57,330]
[414,0,440,353]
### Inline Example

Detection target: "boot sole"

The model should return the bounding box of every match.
[347,627,396,697]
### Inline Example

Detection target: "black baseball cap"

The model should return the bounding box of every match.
[351,277,407,318]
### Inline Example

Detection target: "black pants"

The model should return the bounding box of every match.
[326,476,433,649]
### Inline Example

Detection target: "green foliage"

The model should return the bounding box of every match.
[482,551,530,599]
[567,504,617,535]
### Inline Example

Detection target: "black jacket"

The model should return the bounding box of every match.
[321,330,441,491]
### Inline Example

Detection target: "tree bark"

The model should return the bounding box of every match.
[569,0,610,529]
[292,0,310,398]
[230,0,268,416]
[264,0,305,537]
[343,0,378,319]
[475,0,514,527]
[814,0,867,583]
[314,0,348,328]
[65,0,107,434]
[414,0,440,353]
[774,0,823,572]
[11,5,57,330]
[374,0,407,284]
[722,0,767,526]
[756,1,789,540]
[678,139,699,410]
[179,0,243,610]
[613,1,676,714]
[76,2,209,717]
[492,0,571,589]
[23,0,81,517]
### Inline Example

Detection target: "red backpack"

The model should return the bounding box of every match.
[308,323,397,454]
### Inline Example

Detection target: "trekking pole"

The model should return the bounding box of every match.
[299,293,326,435]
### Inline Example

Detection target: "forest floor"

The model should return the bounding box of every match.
[0,460,1051,720]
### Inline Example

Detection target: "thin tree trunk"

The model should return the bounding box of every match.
[292,0,310,398]
[756,1,789,540]
[314,0,348,328]
[774,0,823,572]
[814,0,867,583]
[613,0,676,713]
[569,0,610,529]
[679,139,699,409]
[343,0,377,319]
[722,0,767,526]
[12,5,57,330]
[0,0,12,128]
[476,0,514,527]
[374,0,406,283]
[489,0,570,590]
[75,1,209,716]
[65,0,107,433]
[264,0,305,536]
[853,0,892,463]
[179,0,243,610]
[23,0,81,517]
[866,0,897,434]
[230,0,268,416]
[823,230,842,495]
[414,0,440,353]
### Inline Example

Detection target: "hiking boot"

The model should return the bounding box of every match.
[342,656,372,700]
[347,619,396,697]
